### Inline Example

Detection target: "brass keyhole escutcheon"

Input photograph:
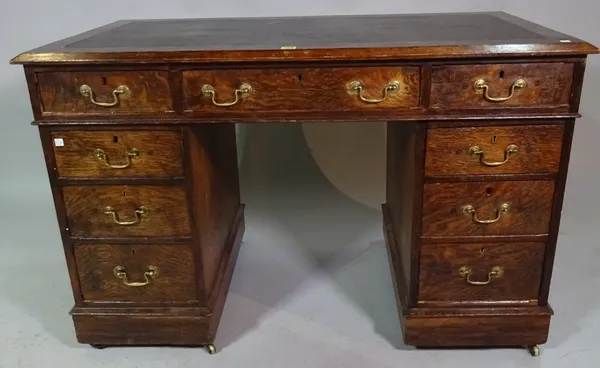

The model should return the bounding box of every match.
[491,135,497,144]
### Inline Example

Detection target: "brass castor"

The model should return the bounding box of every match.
[205,344,216,355]
[527,345,540,357]
[91,344,108,350]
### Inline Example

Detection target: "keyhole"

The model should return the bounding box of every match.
[486,187,493,196]
[499,70,505,79]
[113,136,118,143]
[101,77,107,85]
[121,190,126,196]
[492,135,497,144]
[297,74,303,81]
[131,249,136,255]
[480,247,485,255]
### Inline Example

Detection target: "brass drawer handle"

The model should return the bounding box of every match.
[458,266,504,285]
[113,265,158,287]
[94,148,140,169]
[201,83,252,107]
[473,78,526,102]
[79,84,130,107]
[462,203,510,224]
[348,80,400,104]
[104,206,148,226]
[469,144,518,167]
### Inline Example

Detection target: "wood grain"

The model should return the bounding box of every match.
[183,66,420,113]
[385,122,426,306]
[382,204,409,326]
[38,127,85,305]
[63,185,190,237]
[418,242,545,303]
[37,71,173,115]
[10,12,598,351]
[405,314,550,346]
[207,205,245,336]
[540,119,576,304]
[184,124,241,295]
[430,63,574,109]
[73,314,212,345]
[70,206,245,346]
[75,243,197,302]
[385,123,417,301]
[425,124,564,176]
[52,130,183,178]
[422,180,554,237]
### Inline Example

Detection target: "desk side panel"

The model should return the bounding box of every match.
[386,122,425,307]
[184,124,241,302]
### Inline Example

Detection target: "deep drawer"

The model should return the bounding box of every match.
[418,242,546,304]
[75,243,197,302]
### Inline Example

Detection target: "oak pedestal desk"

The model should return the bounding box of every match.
[11,12,598,356]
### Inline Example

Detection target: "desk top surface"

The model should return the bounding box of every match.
[11,12,598,65]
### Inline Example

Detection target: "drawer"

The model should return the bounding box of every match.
[425,124,564,176]
[74,243,197,302]
[430,63,573,109]
[51,130,183,178]
[418,242,545,303]
[182,66,420,112]
[63,185,191,237]
[37,71,173,115]
[422,181,554,238]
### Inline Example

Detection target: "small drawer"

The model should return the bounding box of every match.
[430,63,573,109]
[425,124,564,176]
[63,185,190,237]
[418,242,545,304]
[51,130,183,178]
[37,71,173,115]
[182,66,420,112]
[422,180,554,238]
[75,243,197,302]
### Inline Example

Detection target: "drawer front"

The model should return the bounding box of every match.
[37,71,173,115]
[75,243,197,302]
[183,66,420,112]
[425,124,564,176]
[418,242,545,303]
[63,185,190,237]
[52,130,183,178]
[422,181,554,238]
[430,63,573,109]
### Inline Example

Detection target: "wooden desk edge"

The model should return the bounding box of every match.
[10,42,599,65]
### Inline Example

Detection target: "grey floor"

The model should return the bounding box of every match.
[1,124,599,368]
